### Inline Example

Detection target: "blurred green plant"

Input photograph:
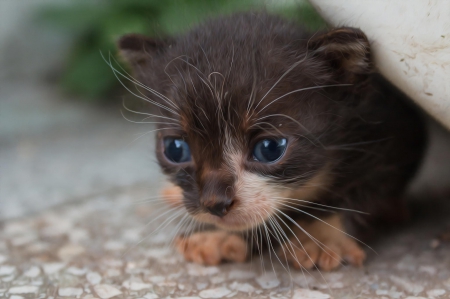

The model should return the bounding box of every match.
[38,0,324,102]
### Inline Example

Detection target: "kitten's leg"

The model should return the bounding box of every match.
[161,185,247,265]
[280,214,365,271]
[176,231,247,265]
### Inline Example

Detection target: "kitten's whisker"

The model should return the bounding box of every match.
[208,71,226,100]
[174,65,189,94]
[271,217,306,268]
[106,199,169,211]
[102,53,180,115]
[325,147,384,157]
[144,208,185,239]
[178,217,194,251]
[122,100,179,122]
[166,213,190,250]
[108,53,180,111]
[132,80,180,112]
[120,110,180,126]
[131,127,178,144]
[326,137,392,149]
[199,44,212,75]
[277,202,375,254]
[272,212,319,264]
[249,222,254,266]
[274,197,369,214]
[190,103,209,137]
[253,54,309,112]
[281,202,335,213]
[270,216,310,290]
[272,210,332,292]
[224,41,235,102]
[197,75,217,101]
[257,211,277,274]
[133,127,178,136]
[187,67,200,97]
[254,216,265,274]
[109,66,178,115]
[273,177,317,184]
[268,171,320,184]
[277,205,345,256]
[251,213,262,273]
[277,207,345,272]
[107,195,176,208]
[246,49,259,115]
[142,207,184,235]
[122,207,183,257]
[266,216,293,279]
[258,84,352,114]
[143,210,186,254]
[164,58,190,98]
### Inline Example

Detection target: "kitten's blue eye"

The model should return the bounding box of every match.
[164,138,191,163]
[253,138,287,163]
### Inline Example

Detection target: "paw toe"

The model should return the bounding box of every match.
[221,235,247,262]
[175,232,247,265]
[282,238,365,271]
[343,244,366,267]
[282,242,320,270]
[192,246,222,265]
[318,245,341,271]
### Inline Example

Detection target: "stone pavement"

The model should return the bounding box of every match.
[0,185,449,299]
[0,80,164,220]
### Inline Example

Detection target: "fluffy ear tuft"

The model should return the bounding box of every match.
[309,27,372,84]
[117,34,170,67]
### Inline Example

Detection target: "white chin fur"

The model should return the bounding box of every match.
[193,212,266,232]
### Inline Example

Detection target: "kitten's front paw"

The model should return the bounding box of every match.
[175,231,247,265]
[281,235,365,271]
[280,215,366,271]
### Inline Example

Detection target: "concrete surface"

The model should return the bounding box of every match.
[0,179,449,299]
[0,80,164,220]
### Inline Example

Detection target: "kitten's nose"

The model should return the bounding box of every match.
[205,198,234,218]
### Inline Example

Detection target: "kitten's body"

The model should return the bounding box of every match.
[118,12,426,270]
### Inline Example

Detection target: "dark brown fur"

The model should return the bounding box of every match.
[118,12,426,266]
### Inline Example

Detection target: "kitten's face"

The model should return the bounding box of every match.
[118,14,370,231]
[154,85,331,231]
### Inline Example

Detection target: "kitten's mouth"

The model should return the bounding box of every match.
[160,185,272,231]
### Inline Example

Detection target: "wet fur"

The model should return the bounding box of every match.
[117,12,426,269]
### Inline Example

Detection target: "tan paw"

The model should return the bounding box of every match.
[175,231,247,265]
[280,215,366,271]
[280,241,320,270]
[340,238,366,267]
[281,235,365,271]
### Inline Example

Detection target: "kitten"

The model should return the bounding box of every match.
[117,12,426,271]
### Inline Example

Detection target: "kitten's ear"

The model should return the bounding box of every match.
[117,34,171,67]
[308,27,372,84]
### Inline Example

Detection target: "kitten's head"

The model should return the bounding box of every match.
[118,13,371,231]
